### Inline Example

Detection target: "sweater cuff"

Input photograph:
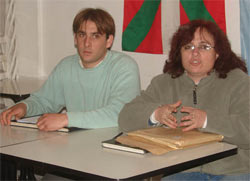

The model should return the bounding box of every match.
[66,112,74,127]
[202,116,208,128]
[149,110,162,126]
[19,101,29,116]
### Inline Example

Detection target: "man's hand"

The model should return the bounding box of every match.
[154,101,182,128]
[179,106,207,131]
[37,113,69,131]
[0,103,27,125]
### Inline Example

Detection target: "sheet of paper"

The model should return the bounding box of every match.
[17,116,40,124]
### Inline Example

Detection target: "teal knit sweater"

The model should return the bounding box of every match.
[23,50,140,128]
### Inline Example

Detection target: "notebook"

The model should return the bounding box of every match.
[102,136,147,154]
[11,116,84,133]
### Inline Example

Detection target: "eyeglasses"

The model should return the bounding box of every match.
[183,43,215,51]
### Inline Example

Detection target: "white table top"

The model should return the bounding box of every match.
[0,125,64,148]
[0,127,237,180]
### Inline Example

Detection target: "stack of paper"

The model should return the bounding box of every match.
[116,127,224,155]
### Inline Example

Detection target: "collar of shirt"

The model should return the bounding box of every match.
[78,59,103,69]
[78,51,109,69]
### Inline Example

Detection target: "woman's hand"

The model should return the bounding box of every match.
[155,101,182,128]
[180,106,207,131]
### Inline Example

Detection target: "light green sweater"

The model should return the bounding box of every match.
[23,50,140,128]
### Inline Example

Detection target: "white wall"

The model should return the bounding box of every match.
[0,0,6,36]
[15,0,40,77]
[14,0,241,90]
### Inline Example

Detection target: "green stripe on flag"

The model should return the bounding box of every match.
[122,0,161,52]
[180,0,215,22]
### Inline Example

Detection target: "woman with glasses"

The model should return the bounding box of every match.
[118,19,249,180]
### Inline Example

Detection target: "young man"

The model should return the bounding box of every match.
[0,8,140,131]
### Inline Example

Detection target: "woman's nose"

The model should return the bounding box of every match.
[192,47,200,56]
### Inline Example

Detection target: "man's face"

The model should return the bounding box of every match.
[74,20,113,68]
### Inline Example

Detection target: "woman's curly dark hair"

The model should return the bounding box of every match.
[163,19,248,78]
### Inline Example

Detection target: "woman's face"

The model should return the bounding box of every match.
[181,28,219,83]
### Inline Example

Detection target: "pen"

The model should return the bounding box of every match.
[112,132,123,139]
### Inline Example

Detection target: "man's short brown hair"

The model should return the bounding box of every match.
[73,8,115,38]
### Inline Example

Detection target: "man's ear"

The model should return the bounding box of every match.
[106,35,114,49]
[74,34,77,47]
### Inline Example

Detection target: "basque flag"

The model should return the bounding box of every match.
[122,0,250,75]
[122,0,162,54]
